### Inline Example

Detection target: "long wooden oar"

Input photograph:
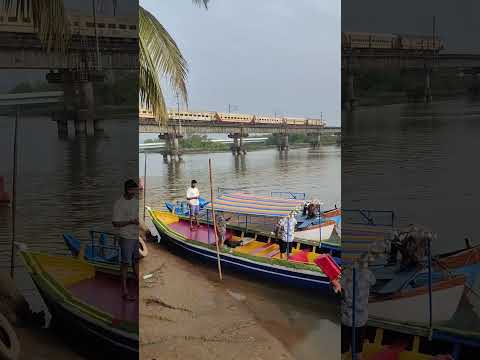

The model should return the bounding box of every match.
[208,158,223,281]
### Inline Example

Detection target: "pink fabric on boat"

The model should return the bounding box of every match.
[289,251,309,263]
[169,220,233,244]
[68,272,138,323]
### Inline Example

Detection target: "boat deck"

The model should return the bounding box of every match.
[69,272,139,323]
[169,219,234,244]
[233,240,320,264]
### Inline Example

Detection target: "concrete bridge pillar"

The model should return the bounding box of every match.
[278,134,289,152]
[424,66,432,104]
[160,132,183,161]
[344,50,356,111]
[309,133,321,148]
[228,132,248,156]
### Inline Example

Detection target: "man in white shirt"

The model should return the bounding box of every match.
[112,179,139,301]
[278,212,297,260]
[186,179,200,230]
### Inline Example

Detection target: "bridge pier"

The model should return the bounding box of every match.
[160,132,183,161]
[424,66,432,103]
[228,132,248,156]
[309,133,322,148]
[49,70,99,138]
[278,134,289,152]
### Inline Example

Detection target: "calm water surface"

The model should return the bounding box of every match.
[343,99,480,333]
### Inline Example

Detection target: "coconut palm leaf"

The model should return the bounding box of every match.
[1,0,70,52]
[139,6,188,124]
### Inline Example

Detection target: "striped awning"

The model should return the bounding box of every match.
[342,224,394,264]
[205,192,305,217]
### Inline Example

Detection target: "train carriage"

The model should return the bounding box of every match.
[216,112,254,123]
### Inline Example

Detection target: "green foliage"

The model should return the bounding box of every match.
[181,135,229,150]
[9,80,59,94]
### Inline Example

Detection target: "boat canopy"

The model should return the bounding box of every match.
[204,192,305,217]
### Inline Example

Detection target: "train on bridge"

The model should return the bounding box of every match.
[342,32,444,51]
[140,109,326,127]
[0,9,137,39]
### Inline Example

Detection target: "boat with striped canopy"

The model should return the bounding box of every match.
[18,246,138,356]
[203,192,339,244]
[147,208,339,291]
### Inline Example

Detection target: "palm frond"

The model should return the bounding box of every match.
[1,0,70,52]
[191,0,210,9]
[139,6,188,124]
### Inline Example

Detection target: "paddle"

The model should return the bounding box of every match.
[208,159,223,281]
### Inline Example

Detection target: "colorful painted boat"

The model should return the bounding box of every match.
[296,207,342,230]
[18,247,138,356]
[369,273,466,325]
[294,220,337,242]
[148,208,337,291]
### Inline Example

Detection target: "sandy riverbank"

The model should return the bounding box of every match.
[139,245,295,360]
[14,327,87,360]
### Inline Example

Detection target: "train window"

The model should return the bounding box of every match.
[129,25,137,30]
[119,24,127,29]
[108,24,116,29]
[98,23,105,28]
[86,22,95,27]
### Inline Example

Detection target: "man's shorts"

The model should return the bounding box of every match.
[190,204,200,215]
[279,240,292,254]
[119,238,140,266]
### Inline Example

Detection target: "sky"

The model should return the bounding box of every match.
[140,0,341,126]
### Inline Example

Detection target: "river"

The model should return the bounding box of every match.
[140,146,341,360]
[343,99,480,333]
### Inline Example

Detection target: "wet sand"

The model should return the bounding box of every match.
[140,245,295,360]
[15,327,87,360]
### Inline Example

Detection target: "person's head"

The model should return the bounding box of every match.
[124,179,138,199]
[191,180,197,188]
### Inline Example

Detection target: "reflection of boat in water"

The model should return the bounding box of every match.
[369,271,466,325]
[148,208,337,291]
[18,247,138,356]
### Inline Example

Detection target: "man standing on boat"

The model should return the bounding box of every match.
[112,179,139,301]
[278,212,297,260]
[340,254,376,360]
[187,179,200,230]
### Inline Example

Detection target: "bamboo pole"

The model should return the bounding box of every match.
[208,158,223,281]
[143,152,147,221]
[10,105,19,278]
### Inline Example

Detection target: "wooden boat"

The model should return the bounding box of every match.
[296,207,342,230]
[369,271,466,325]
[294,220,337,242]
[18,247,138,355]
[148,208,337,291]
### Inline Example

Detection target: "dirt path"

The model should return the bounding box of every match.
[140,245,295,360]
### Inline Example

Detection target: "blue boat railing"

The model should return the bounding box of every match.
[89,230,120,262]
[270,191,306,200]
[342,209,395,227]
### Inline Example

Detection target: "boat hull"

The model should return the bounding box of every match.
[369,277,465,325]
[156,223,332,292]
[37,284,138,358]
[295,222,336,242]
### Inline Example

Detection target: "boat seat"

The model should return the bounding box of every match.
[241,237,256,246]
[234,240,266,254]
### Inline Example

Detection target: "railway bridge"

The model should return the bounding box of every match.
[342,46,480,109]
[139,112,339,160]
[0,11,137,135]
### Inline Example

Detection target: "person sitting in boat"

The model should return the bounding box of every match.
[340,254,376,360]
[278,212,297,260]
[216,214,231,248]
[112,179,140,302]
[387,225,433,270]
[186,179,200,230]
